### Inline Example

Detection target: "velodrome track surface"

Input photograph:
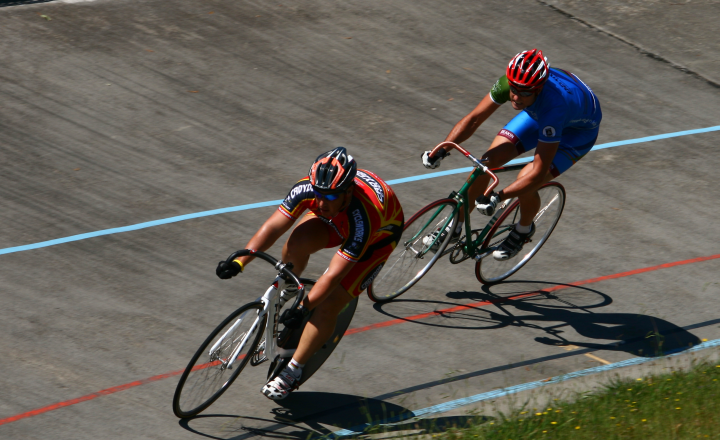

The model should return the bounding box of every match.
[1,0,719,438]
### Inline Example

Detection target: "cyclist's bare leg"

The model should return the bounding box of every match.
[458,136,520,222]
[515,163,555,226]
[292,284,354,364]
[281,216,330,276]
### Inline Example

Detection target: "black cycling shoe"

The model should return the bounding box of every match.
[492,223,535,261]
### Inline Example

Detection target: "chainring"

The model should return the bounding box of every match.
[448,229,482,264]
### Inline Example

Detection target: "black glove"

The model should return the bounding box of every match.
[279,305,310,329]
[216,260,242,279]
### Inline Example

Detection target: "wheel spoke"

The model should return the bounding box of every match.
[368,199,458,302]
[173,303,266,417]
[476,183,565,284]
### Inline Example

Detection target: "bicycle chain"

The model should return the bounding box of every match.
[449,229,483,264]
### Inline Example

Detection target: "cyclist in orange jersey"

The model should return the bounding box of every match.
[216,147,404,400]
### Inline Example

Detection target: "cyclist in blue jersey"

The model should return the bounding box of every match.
[421,49,602,260]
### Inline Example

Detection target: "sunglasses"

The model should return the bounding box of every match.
[509,84,535,97]
[313,189,343,201]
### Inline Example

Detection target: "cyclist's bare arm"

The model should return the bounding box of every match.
[498,140,558,200]
[303,253,355,310]
[236,210,295,267]
[440,94,501,154]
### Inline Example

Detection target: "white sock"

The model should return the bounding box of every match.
[515,223,532,234]
[287,358,304,377]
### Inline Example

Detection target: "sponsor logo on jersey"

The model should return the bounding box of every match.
[351,208,365,243]
[343,205,369,258]
[282,183,313,210]
[543,126,557,138]
[356,170,385,204]
[498,129,519,144]
[360,263,385,291]
[491,79,503,99]
[552,72,573,95]
[289,183,313,200]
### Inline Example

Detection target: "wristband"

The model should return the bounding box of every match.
[233,259,245,273]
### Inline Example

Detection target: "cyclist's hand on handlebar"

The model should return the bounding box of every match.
[421,149,449,169]
[216,260,243,279]
[279,305,310,329]
[476,192,501,216]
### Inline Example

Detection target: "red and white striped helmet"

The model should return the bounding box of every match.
[506,49,550,90]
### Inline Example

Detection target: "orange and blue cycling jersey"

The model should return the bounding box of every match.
[278,169,404,264]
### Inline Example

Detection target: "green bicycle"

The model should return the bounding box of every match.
[367,142,565,303]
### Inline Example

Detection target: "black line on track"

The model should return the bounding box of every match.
[0,0,54,7]
[535,0,720,89]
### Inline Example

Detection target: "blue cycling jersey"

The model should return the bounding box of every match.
[489,68,602,143]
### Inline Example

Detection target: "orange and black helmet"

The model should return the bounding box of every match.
[309,147,357,192]
[506,49,550,90]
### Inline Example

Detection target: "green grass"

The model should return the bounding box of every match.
[436,361,720,440]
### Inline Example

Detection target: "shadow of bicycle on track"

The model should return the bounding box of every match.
[179,393,489,439]
[374,280,700,357]
[0,0,54,7]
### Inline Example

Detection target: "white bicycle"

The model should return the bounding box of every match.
[172,249,358,418]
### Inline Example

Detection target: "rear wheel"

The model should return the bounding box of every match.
[367,198,459,303]
[173,301,266,418]
[267,296,358,385]
[475,182,565,284]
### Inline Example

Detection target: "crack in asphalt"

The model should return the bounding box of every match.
[535,0,720,89]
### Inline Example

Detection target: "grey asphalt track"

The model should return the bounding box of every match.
[1,0,719,438]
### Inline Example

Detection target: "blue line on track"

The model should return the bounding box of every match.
[328,338,720,438]
[1,125,719,256]
[0,201,282,256]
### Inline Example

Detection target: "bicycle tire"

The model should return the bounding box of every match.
[173,301,266,418]
[367,198,459,303]
[475,182,565,284]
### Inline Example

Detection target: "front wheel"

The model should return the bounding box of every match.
[476,182,565,284]
[367,198,459,303]
[173,301,266,418]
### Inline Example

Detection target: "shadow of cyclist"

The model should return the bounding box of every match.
[0,0,53,7]
[276,392,488,438]
[449,281,700,357]
[178,393,489,439]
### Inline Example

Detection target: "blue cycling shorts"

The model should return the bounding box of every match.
[499,111,600,177]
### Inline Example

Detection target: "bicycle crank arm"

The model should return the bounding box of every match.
[473,248,496,261]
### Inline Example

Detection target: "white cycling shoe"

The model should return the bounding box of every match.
[493,223,535,261]
[261,367,301,400]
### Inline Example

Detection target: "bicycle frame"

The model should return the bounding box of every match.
[219,249,310,369]
[424,142,523,261]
